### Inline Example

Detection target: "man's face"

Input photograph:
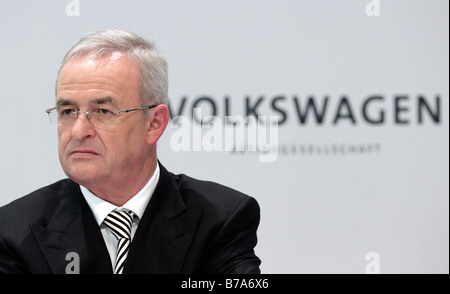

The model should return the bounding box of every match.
[56,53,151,188]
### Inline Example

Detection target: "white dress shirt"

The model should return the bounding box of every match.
[80,163,160,268]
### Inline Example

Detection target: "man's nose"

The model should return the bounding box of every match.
[71,112,96,140]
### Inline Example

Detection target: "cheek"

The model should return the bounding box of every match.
[112,128,147,160]
[58,129,70,157]
[57,130,73,175]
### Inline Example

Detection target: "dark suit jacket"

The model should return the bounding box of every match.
[0,163,261,274]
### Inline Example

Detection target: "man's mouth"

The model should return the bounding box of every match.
[70,149,100,158]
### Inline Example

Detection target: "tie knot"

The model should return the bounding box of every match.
[103,210,134,240]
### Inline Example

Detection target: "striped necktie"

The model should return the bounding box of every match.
[103,210,135,274]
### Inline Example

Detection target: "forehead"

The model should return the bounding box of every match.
[56,97,115,107]
[56,53,141,105]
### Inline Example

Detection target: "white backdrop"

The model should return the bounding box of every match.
[0,0,448,273]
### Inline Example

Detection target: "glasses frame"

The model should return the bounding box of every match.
[45,104,158,126]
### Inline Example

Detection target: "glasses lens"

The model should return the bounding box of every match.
[48,109,58,124]
[48,108,77,125]
[91,108,119,126]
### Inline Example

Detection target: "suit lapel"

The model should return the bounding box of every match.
[31,180,112,274]
[30,163,199,274]
[124,164,202,274]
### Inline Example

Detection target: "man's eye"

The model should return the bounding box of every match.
[97,108,114,115]
[60,109,75,116]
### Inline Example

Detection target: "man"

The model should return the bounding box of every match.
[0,30,261,274]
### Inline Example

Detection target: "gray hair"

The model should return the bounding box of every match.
[56,29,168,107]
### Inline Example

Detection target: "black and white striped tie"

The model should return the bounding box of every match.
[103,210,135,274]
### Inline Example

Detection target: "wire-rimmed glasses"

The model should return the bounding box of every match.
[45,105,158,127]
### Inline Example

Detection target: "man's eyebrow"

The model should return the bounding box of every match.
[92,97,114,104]
[55,97,115,107]
[56,99,76,106]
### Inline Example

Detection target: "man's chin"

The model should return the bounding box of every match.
[64,169,107,188]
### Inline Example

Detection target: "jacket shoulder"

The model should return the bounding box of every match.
[173,173,259,214]
[0,179,74,232]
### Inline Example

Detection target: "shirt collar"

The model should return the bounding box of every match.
[80,163,160,226]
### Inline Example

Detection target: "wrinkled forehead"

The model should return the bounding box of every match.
[55,97,116,108]
[56,53,142,106]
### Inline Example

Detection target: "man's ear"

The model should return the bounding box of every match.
[146,104,169,145]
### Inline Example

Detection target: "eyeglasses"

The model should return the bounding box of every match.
[45,105,158,127]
